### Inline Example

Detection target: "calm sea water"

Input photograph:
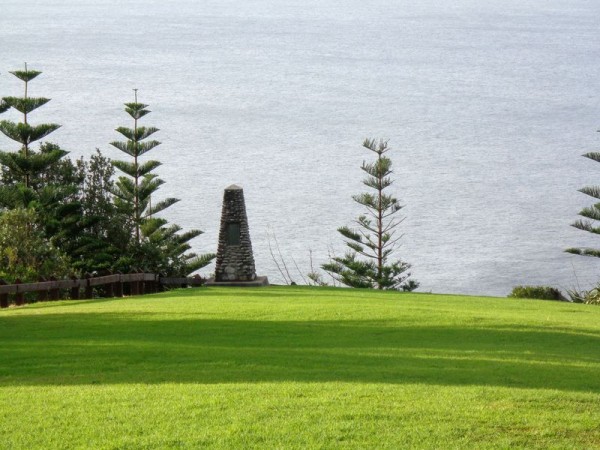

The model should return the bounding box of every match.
[1,0,600,295]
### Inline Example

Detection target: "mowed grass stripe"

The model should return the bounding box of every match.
[0,286,599,448]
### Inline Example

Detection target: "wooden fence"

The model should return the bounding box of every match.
[0,273,205,308]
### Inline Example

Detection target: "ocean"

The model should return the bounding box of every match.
[1,0,600,295]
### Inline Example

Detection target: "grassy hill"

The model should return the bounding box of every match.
[0,287,599,448]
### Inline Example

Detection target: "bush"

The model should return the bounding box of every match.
[583,289,600,305]
[566,286,600,305]
[0,208,70,283]
[508,286,566,301]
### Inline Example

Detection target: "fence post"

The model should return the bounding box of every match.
[145,274,153,294]
[49,276,60,301]
[137,270,144,295]
[70,276,80,300]
[105,272,114,298]
[150,274,158,293]
[37,277,48,302]
[14,279,24,306]
[84,273,93,299]
[130,271,139,296]
[115,272,123,297]
[0,279,8,308]
[139,270,146,295]
[192,274,203,287]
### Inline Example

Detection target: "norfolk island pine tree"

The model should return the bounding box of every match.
[109,90,215,275]
[322,138,418,291]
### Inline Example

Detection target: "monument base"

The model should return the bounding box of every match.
[205,276,269,287]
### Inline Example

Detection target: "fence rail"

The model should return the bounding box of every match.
[0,273,205,308]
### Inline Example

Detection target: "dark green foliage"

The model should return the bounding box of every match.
[0,67,92,276]
[79,150,132,269]
[508,285,566,301]
[322,138,418,291]
[0,68,214,278]
[0,208,70,283]
[0,66,127,276]
[0,146,68,185]
[45,149,132,274]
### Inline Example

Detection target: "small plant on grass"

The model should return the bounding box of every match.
[322,138,418,291]
[566,285,600,305]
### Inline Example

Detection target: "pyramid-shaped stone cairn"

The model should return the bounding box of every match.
[207,185,269,286]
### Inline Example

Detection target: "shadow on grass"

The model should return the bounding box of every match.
[0,312,599,392]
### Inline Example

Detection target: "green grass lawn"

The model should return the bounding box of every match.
[0,286,599,449]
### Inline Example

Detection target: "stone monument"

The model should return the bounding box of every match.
[207,185,269,286]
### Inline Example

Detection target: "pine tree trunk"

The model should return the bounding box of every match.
[377,152,383,289]
[23,78,30,188]
[133,102,140,245]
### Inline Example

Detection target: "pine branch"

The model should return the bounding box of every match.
[566,247,600,258]
[9,69,42,82]
[0,121,61,145]
[145,197,179,216]
[174,229,204,243]
[115,126,159,142]
[355,216,378,234]
[571,219,600,234]
[140,217,168,237]
[578,206,600,222]
[138,176,165,200]
[184,253,216,274]
[111,160,138,177]
[136,160,162,177]
[136,140,161,156]
[110,140,136,157]
[578,186,600,201]
[124,102,151,120]
[582,152,600,164]
[338,225,362,243]
[2,97,51,115]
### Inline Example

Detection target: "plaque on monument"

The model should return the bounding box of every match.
[226,222,241,245]
[206,185,269,286]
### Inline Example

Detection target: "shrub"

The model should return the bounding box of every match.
[566,286,600,305]
[508,286,566,301]
[0,208,70,283]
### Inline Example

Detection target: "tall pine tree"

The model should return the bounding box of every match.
[0,64,67,209]
[110,90,214,275]
[323,138,418,291]
[110,90,177,244]
[0,66,119,275]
